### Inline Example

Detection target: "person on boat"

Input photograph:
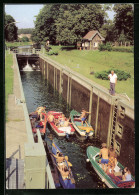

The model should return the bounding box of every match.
[53,151,65,163]
[36,106,46,120]
[56,114,66,127]
[57,166,70,179]
[106,146,117,174]
[35,119,44,128]
[99,143,109,172]
[122,167,132,181]
[80,109,91,126]
[48,114,54,122]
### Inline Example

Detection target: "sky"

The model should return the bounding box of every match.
[5,4,115,29]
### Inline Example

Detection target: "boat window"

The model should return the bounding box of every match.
[115,140,121,156]
[119,106,125,118]
[116,123,123,138]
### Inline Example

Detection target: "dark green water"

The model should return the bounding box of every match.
[20,71,107,189]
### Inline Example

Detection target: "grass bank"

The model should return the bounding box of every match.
[5,50,14,119]
[44,46,134,99]
[5,41,32,48]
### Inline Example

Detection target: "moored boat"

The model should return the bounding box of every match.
[86,146,135,188]
[52,141,76,189]
[30,112,47,139]
[46,111,75,137]
[70,110,94,137]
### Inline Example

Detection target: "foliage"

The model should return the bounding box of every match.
[5,13,18,41]
[5,41,32,48]
[113,4,134,42]
[18,28,33,35]
[47,51,58,55]
[95,69,131,81]
[98,42,112,51]
[112,46,133,53]
[21,36,29,42]
[32,4,108,45]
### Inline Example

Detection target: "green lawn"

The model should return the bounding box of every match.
[43,46,134,99]
[5,41,32,47]
[5,50,14,119]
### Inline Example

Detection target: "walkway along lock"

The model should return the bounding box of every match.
[14,53,55,189]
[39,53,135,176]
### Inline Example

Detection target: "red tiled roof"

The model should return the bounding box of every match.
[83,30,104,41]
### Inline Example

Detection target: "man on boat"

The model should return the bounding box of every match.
[106,146,117,174]
[36,106,46,120]
[80,109,91,126]
[99,143,109,172]
[48,114,54,122]
[57,166,70,179]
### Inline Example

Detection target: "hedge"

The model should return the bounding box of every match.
[95,69,131,81]
[111,47,133,53]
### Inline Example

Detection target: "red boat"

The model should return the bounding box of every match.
[30,112,47,139]
[46,111,75,137]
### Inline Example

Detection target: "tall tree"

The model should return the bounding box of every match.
[113,4,134,42]
[5,13,18,41]
[32,4,107,45]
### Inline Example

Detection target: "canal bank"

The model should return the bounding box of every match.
[6,53,55,189]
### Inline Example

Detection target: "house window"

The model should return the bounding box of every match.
[116,123,123,138]
[115,140,121,155]
[119,106,125,118]
[93,42,98,47]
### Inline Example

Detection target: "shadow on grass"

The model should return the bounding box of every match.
[60,46,76,51]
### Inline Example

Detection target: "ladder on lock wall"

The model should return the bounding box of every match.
[110,103,118,147]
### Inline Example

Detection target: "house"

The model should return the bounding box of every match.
[79,30,105,50]
[18,34,32,40]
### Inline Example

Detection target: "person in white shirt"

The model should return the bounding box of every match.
[108,70,117,96]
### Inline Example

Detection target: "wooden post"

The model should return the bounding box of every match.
[88,87,93,124]
[47,62,49,81]
[55,68,57,91]
[59,69,62,94]
[54,67,55,90]
[95,94,100,137]
[43,60,45,77]
[90,41,91,50]
[67,75,70,104]
[69,77,72,107]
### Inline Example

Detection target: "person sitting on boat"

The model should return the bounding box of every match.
[35,120,44,128]
[56,114,66,127]
[106,146,117,175]
[99,143,109,172]
[57,166,70,180]
[80,109,91,126]
[36,106,46,120]
[122,167,132,181]
[53,151,65,163]
[48,114,54,123]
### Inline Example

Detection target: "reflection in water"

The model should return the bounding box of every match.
[20,71,107,189]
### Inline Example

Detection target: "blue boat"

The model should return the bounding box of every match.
[52,142,76,189]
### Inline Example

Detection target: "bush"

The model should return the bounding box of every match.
[98,42,112,52]
[111,47,133,53]
[95,69,131,81]
[47,50,58,55]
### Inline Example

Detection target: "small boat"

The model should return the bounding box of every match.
[30,112,47,139]
[70,110,94,137]
[46,111,75,137]
[52,141,75,189]
[86,146,135,188]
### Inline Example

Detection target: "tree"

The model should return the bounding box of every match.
[32,4,108,45]
[113,4,134,42]
[5,13,18,41]
[21,36,29,42]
